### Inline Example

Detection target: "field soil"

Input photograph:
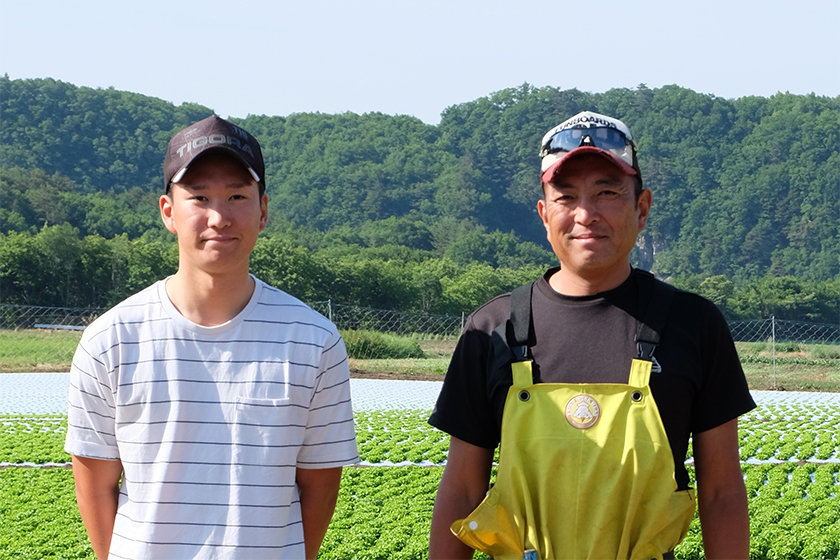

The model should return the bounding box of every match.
[349,368,445,382]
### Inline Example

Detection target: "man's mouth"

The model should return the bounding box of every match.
[572,232,606,240]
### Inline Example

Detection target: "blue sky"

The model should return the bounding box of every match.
[1,0,838,124]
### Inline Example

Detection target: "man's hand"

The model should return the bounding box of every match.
[71,455,123,560]
[296,466,342,559]
[694,418,750,559]
[429,436,494,559]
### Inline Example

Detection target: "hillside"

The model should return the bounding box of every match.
[1,77,838,316]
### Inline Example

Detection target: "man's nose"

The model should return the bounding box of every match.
[574,197,599,224]
[207,203,232,228]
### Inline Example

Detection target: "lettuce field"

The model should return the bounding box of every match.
[2,399,839,559]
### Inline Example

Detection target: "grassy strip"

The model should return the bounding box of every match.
[0,330,82,372]
[350,358,450,376]
[4,330,838,393]
[341,330,426,359]
[741,362,840,391]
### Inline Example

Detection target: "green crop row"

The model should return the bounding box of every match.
[2,464,838,559]
[0,415,70,464]
[354,410,450,465]
[740,404,840,425]
[0,468,91,559]
[3,407,838,466]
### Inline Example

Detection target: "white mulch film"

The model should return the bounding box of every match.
[2,373,839,467]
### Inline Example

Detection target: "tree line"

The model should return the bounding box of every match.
[0,76,838,320]
[1,225,837,323]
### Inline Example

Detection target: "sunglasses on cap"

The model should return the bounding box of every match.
[539,125,636,168]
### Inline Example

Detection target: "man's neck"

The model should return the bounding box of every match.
[547,264,632,296]
[165,269,256,327]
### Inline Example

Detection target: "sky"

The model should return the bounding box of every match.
[1,0,838,125]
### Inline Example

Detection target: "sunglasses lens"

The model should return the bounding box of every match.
[546,128,580,152]
[542,126,633,165]
[591,127,627,151]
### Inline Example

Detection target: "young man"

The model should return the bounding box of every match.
[66,115,358,560]
[428,112,755,559]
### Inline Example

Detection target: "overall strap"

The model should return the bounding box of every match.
[508,281,535,362]
[506,282,536,387]
[634,270,675,361]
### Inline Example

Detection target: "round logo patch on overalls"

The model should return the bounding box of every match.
[565,394,601,429]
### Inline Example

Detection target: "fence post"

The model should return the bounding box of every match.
[461,312,465,332]
[771,316,776,388]
[328,300,332,323]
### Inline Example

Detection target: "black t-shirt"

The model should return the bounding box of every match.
[429,268,756,490]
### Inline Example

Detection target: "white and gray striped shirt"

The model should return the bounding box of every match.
[65,277,359,559]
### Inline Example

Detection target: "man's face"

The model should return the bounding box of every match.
[537,154,651,290]
[160,154,268,278]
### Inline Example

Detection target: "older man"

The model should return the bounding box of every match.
[429,111,754,559]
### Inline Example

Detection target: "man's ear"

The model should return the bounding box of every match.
[160,193,177,234]
[637,188,652,231]
[259,194,268,232]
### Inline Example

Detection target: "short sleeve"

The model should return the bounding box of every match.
[428,312,501,449]
[690,302,756,434]
[297,330,359,468]
[65,331,120,460]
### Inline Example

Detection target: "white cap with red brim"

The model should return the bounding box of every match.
[539,111,640,184]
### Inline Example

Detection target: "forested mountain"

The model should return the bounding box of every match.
[1,76,838,317]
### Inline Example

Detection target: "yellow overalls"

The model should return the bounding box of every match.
[451,278,696,559]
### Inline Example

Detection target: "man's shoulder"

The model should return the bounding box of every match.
[252,278,339,335]
[467,291,513,334]
[655,282,732,342]
[466,276,549,335]
[668,285,727,321]
[635,270,723,319]
[85,281,164,333]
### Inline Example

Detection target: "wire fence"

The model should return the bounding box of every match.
[728,318,840,389]
[1,304,838,385]
[308,301,464,338]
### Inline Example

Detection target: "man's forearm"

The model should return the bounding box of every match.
[72,456,122,560]
[428,480,485,559]
[698,489,750,559]
[297,467,342,559]
[429,437,493,560]
[694,420,750,560]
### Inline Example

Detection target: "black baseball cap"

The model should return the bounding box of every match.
[163,115,265,192]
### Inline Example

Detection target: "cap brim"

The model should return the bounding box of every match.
[170,146,262,185]
[541,146,637,184]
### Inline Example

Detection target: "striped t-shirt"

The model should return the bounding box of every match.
[65,277,359,559]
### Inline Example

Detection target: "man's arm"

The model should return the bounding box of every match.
[296,466,342,560]
[429,436,494,560]
[693,418,750,560]
[71,455,123,560]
